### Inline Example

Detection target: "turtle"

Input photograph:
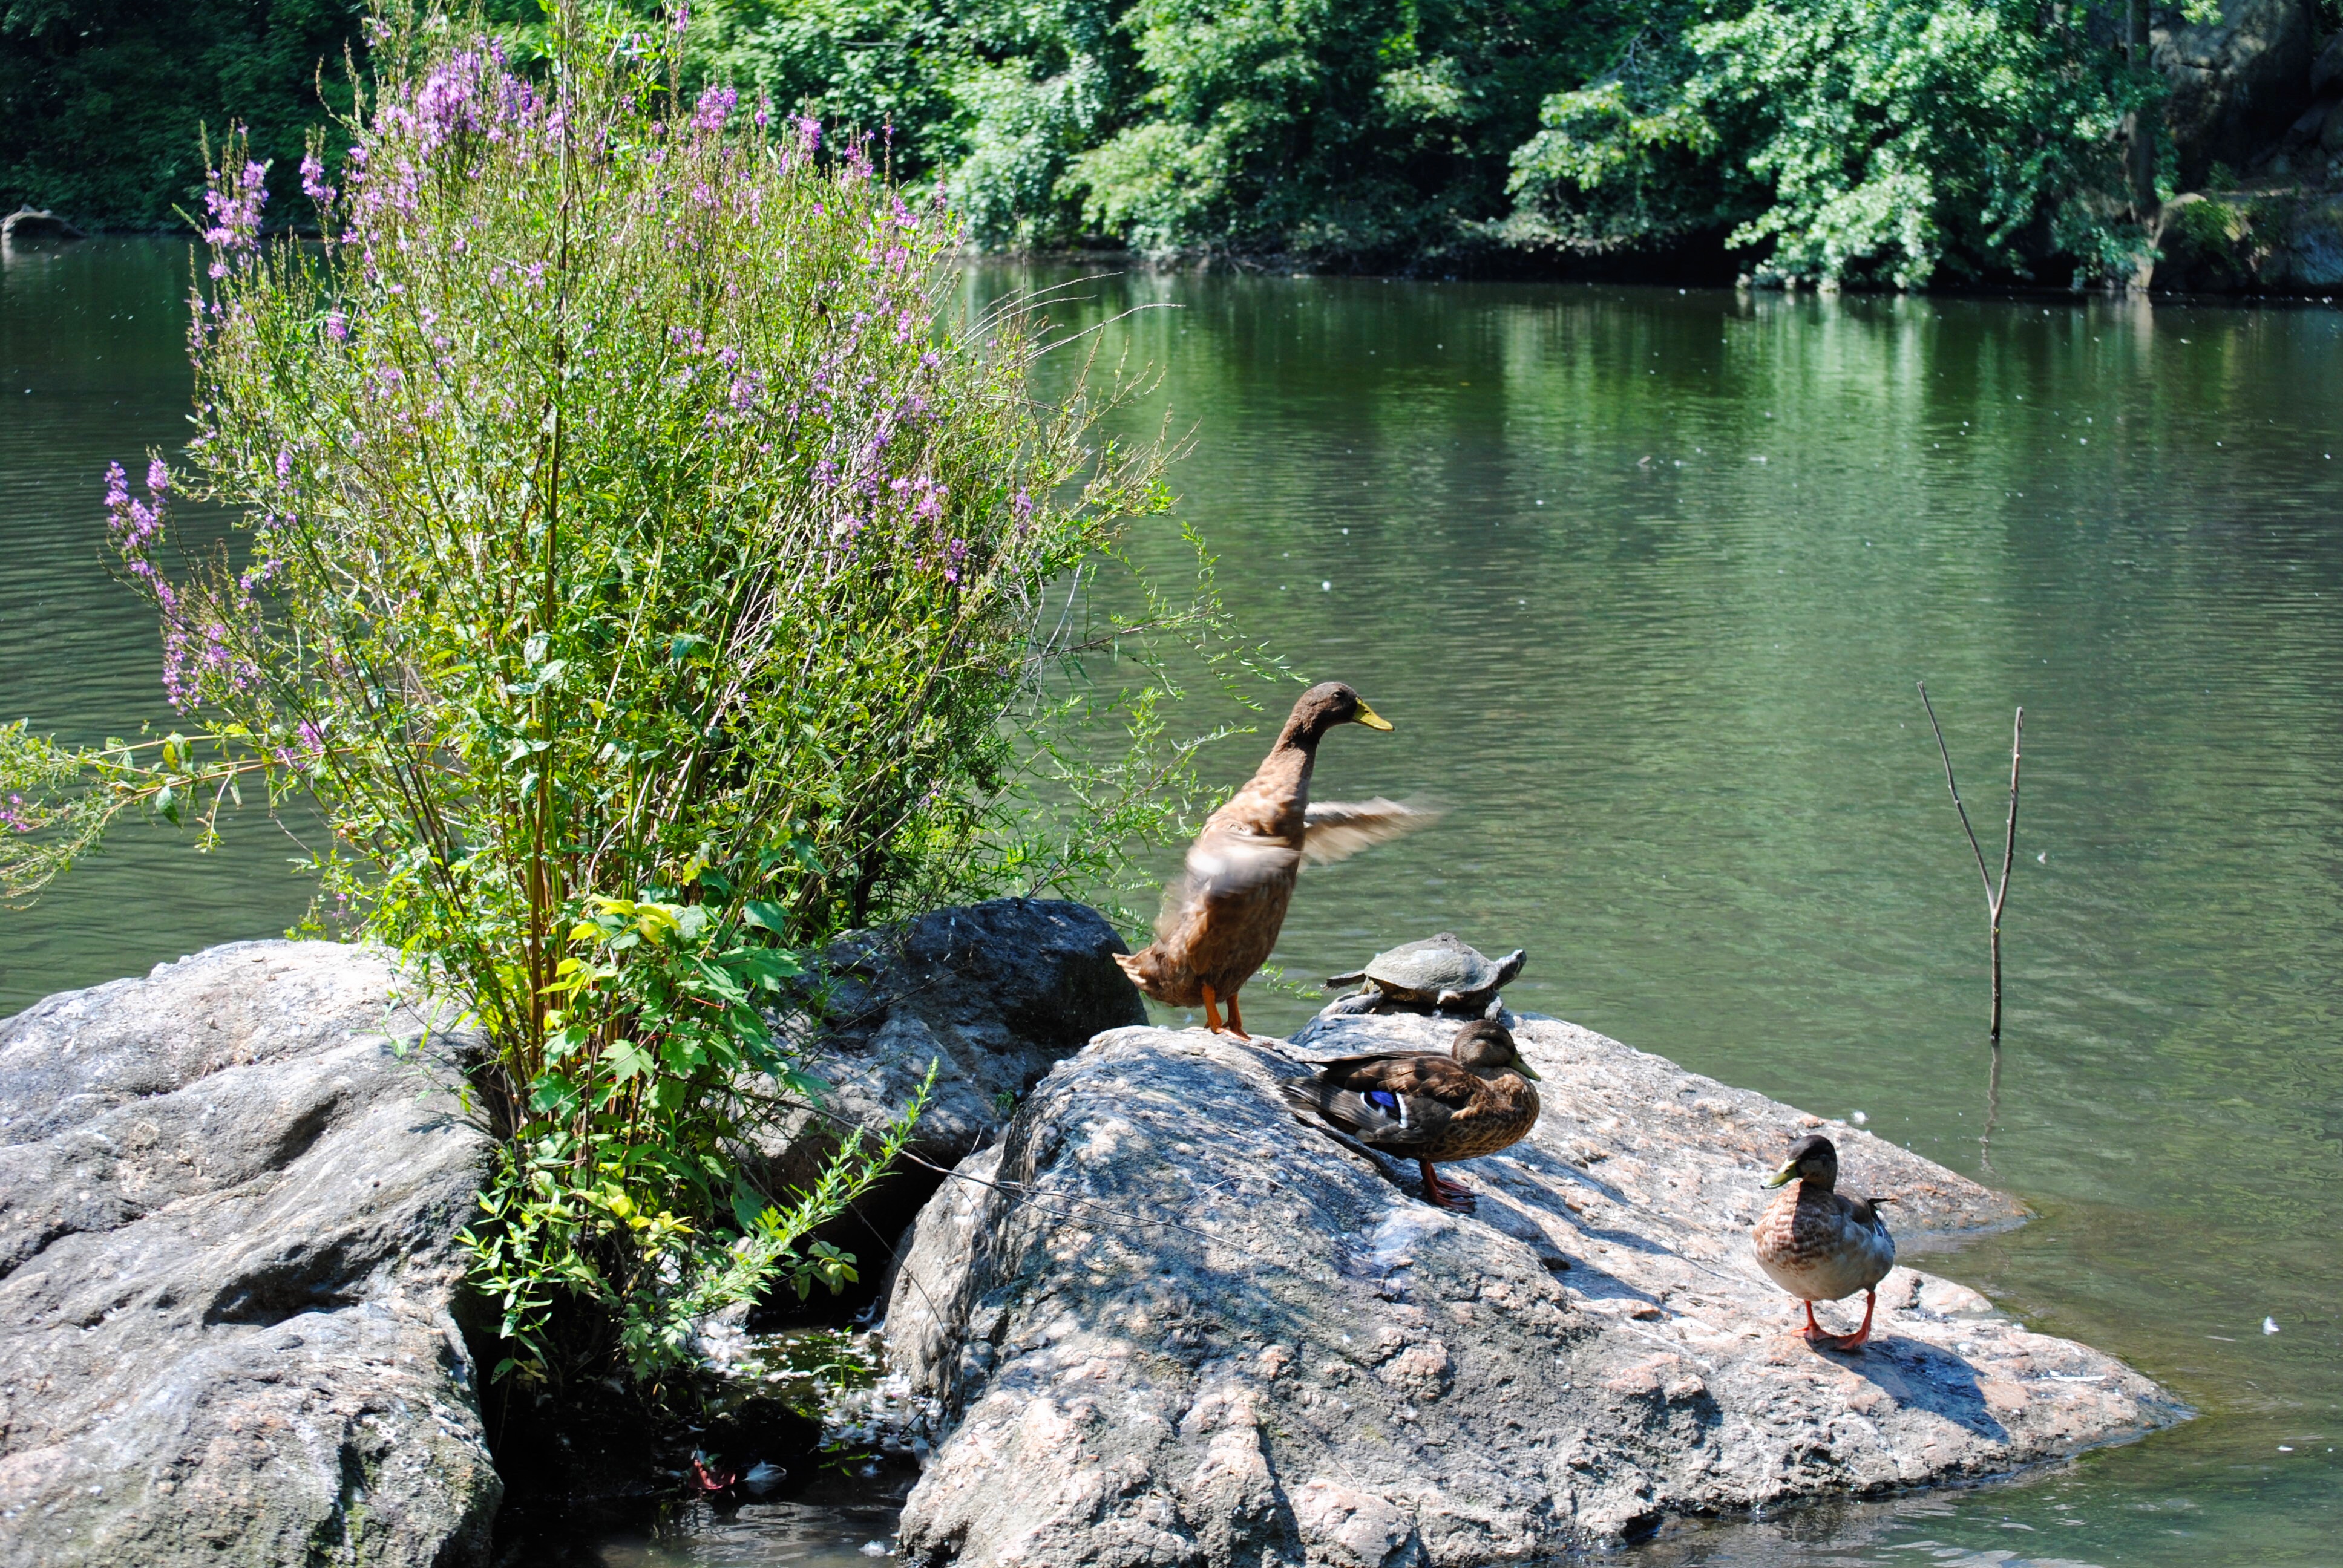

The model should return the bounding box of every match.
[1319,933,1526,1019]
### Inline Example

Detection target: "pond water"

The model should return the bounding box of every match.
[5,240,2341,1565]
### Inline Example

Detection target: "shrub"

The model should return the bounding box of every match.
[1510,0,2157,286]
[2,0,1244,1387]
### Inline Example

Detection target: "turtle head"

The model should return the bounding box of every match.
[1764,1134,1838,1191]
[1282,682,1393,743]
[1452,1019,1538,1080]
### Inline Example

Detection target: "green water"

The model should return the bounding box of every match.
[6,242,2340,1565]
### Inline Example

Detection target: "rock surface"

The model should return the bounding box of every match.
[885,1010,2185,1566]
[751,899,1144,1261]
[0,206,85,244]
[0,941,500,1567]
[2154,0,2319,186]
[2150,186,2343,290]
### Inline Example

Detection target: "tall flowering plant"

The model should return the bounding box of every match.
[2,3,1239,1384]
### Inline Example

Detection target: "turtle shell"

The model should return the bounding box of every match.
[1327,932,1524,1006]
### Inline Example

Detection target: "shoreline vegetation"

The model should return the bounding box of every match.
[5,0,2342,291]
[1,0,1271,1411]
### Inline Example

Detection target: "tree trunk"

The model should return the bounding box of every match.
[2127,0,2158,218]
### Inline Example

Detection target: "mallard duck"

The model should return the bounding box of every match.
[1113,681,1432,1037]
[1751,1134,1898,1350]
[1278,1019,1541,1212]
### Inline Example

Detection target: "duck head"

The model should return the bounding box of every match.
[1279,681,1394,747]
[1764,1134,1837,1191]
[1451,1019,1538,1080]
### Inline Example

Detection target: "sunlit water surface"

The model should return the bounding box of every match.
[5,241,2339,1564]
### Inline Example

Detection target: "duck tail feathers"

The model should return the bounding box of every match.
[1114,946,1176,999]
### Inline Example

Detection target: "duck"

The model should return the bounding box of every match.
[1751,1134,1898,1350]
[1113,681,1432,1037]
[1278,1019,1542,1211]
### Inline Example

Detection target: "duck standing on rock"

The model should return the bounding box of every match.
[1752,1134,1898,1350]
[1115,681,1433,1037]
[1279,1019,1541,1211]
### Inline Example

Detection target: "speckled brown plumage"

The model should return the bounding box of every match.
[1280,1020,1541,1210]
[1751,1134,1897,1350]
[1114,682,1432,1036]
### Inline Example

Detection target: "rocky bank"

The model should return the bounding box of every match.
[0,900,1137,1562]
[0,920,2188,1566]
[0,941,499,1568]
[746,898,1145,1293]
[885,1011,2187,1565]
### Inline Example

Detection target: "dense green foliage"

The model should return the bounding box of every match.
[1,3,1242,1387]
[0,0,365,228]
[1508,0,2155,287]
[7,0,2185,281]
[684,0,2168,278]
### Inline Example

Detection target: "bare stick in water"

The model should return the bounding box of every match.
[1918,683,2024,1042]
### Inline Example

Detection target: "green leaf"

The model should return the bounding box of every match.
[730,1184,770,1233]
[528,1073,582,1118]
[726,944,807,990]
[741,900,793,933]
[781,1065,835,1101]
[602,1039,654,1083]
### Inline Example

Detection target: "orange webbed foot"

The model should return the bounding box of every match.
[1419,1161,1477,1211]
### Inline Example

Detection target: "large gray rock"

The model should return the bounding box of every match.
[0,941,500,1567]
[885,1011,2184,1565]
[2149,188,2343,290]
[751,899,1144,1230]
[2154,0,2319,185]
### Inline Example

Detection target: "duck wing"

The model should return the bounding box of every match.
[1279,1053,1483,1147]
[1300,798,1441,866]
[1149,822,1302,941]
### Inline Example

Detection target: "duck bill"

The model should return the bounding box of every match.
[1763,1160,1800,1188]
[1513,1061,1540,1080]
[1354,702,1394,731]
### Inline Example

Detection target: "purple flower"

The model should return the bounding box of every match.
[202,147,269,253]
[146,460,170,497]
[275,719,326,773]
[325,310,348,341]
[691,85,736,134]
[300,152,336,207]
[416,52,485,150]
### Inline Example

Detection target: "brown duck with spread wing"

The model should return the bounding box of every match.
[1114,681,1435,1037]
[1751,1134,1898,1350]
[1279,1020,1541,1211]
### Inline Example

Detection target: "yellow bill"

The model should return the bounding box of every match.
[1763,1159,1800,1188]
[1354,701,1394,731]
